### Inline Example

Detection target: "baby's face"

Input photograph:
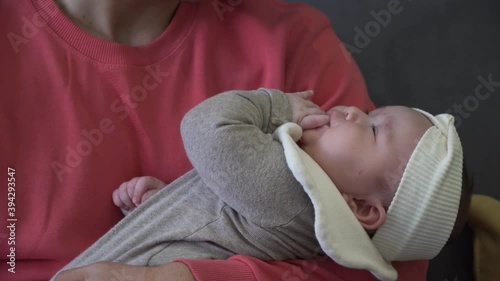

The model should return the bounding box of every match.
[300,106,433,202]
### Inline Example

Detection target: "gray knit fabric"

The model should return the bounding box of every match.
[51,89,321,280]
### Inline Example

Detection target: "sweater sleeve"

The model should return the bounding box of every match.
[180,88,311,227]
[175,256,429,281]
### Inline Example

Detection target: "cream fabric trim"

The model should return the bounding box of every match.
[273,123,398,281]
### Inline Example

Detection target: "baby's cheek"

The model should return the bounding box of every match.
[299,130,315,146]
[301,126,329,145]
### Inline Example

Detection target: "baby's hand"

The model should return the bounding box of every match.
[286,90,330,130]
[112,176,166,211]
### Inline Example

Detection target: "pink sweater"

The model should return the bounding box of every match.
[0,0,426,280]
[177,256,428,281]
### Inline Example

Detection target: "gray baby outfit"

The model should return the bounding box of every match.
[51,89,320,279]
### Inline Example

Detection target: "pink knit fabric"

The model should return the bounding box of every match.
[177,256,428,281]
[0,0,426,280]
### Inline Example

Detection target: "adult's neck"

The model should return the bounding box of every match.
[54,0,180,46]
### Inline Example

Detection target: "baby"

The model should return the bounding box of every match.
[52,88,471,281]
[115,90,470,243]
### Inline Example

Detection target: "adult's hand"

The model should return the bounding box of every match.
[55,261,196,281]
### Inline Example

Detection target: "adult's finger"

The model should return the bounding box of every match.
[54,267,85,281]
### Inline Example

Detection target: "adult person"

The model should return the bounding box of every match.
[0,0,427,280]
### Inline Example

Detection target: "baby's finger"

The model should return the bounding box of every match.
[112,189,125,209]
[306,107,325,115]
[125,177,140,200]
[113,182,129,206]
[300,114,330,130]
[133,179,152,206]
[118,187,135,210]
[291,90,314,100]
[140,189,161,204]
[296,108,325,125]
[303,100,321,109]
[301,90,314,99]
[133,176,166,205]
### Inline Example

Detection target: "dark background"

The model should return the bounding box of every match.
[286,0,500,280]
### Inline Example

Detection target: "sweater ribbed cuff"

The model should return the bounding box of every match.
[175,259,256,281]
[260,88,293,128]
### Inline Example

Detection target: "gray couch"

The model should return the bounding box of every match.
[287,0,500,280]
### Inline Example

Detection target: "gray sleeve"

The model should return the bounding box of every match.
[180,89,311,227]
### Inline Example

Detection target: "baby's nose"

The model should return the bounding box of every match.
[345,106,370,124]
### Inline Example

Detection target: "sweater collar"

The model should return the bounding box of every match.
[29,0,198,66]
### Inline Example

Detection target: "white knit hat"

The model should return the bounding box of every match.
[372,109,464,261]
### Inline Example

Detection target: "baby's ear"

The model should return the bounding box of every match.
[342,195,387,230]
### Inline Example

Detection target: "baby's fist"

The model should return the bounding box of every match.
[112,176,166,211]
[286,90,329,130]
